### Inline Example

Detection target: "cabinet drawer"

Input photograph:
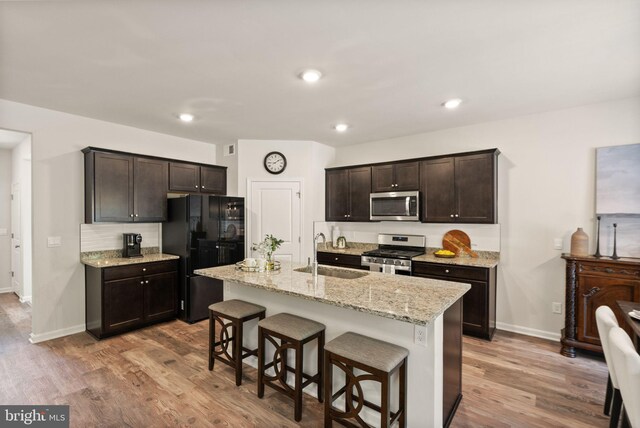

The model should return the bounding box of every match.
[578,262,640,280]
[413,262,487,281]
[103,260,178,281]
[317,252,363,269]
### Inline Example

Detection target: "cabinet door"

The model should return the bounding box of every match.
[420,157,455,222]
[133,157,168,222]
[577,275,640,345]
[144,271,177,322]
[93,152,134,222]
[455,153,495,223]
[348,167,372,221]
[200,166,226,195]
[462,280,488,336]
[325,169,350,221]
[371,164,395,192]
[104,277,144,333]
[394,161,420,191]
[169,162,200,192]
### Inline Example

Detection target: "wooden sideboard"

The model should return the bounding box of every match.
[561,255,640,357]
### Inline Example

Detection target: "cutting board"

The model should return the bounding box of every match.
[443,230,478,258]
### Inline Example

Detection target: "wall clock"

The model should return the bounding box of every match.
[264,151,287,175]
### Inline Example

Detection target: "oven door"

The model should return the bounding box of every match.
[367,262,412,276]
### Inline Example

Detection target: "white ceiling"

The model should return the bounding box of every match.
[1,1,639,147]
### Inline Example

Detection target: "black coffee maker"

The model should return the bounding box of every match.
[123,233,143,258]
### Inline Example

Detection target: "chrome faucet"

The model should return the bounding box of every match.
[313,232,326,277]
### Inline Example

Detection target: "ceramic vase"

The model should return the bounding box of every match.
[570,228,589,256]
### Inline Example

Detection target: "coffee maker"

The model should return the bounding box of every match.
[123,233,143,258]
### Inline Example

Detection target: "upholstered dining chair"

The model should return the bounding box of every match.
[609,326,640,428]
[596,305,623,427]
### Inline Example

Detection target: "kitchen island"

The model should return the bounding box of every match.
[195,263,469,427]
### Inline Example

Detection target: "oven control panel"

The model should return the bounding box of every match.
[361,256,412,272]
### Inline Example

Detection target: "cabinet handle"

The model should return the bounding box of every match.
[135,214,139,217]
[140,281,144,284]
[455,214,459,218]
[145,280,149,284]
[335,257,339,261]
[195,185,199,188]
[450,214,454,218]
[582,287,600,298]
[605,268,614,273]
[445,269,450,273]
[142,268,146,272]
[130,214,134,217]
[202,186,205,189]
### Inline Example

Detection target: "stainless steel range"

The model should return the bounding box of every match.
[361,233,426,275]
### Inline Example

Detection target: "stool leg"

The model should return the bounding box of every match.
[381,372,390,428]
[324,351,333,428]
[208,311,215,371]
[399,359,407,428]
[317,330,324,403]
[610,388,622,428]
[604,374,612,416]
[294,341,304,422]
[234,321,243,386]
[257,327,265,398]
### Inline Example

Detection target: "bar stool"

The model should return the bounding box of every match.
[324,332,408,428]
[208,299,266,386]
[257,313,325,422]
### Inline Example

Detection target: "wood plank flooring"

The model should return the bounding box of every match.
[0,293,610,427]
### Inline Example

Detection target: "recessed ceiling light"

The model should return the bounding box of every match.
[178,113,194,122]
[334,123,349,132]
[300,69,322,83]
[443,98,462,109]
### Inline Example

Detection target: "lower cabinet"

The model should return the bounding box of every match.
[413,261,497,340]
[317,252,367,270]
[86,259,178,339]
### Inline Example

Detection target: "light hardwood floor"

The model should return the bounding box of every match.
[0,293,610,427]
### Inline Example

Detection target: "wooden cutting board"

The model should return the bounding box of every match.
[443,230,478,258]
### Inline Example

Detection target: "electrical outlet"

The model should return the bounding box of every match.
[414,325,427,346]
[553,238,563,250]
[552,302,562,314]
[47,236,62,247]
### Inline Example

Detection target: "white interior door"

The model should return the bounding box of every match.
[249,180,302,263]
[11,183,22,296]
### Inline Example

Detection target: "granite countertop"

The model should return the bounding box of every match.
[318,243,500,268]
[81,251,179,268]
[195,263,470,325]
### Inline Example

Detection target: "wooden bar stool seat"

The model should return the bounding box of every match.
[324,332,408,428]
[208,299,266,386]
[258,313,326,422]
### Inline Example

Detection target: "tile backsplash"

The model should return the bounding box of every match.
[80,223,161,253]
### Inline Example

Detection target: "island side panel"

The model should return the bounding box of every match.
[442,298,463,427]
[224,280,444,428]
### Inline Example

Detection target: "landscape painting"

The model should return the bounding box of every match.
[596,143,640,215]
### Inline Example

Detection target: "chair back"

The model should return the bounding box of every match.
[609,327,640,427]
[595,305,620,388]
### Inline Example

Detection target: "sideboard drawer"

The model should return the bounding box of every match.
[578,262,640,280]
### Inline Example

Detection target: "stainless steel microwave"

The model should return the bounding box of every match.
[370,191,420,221]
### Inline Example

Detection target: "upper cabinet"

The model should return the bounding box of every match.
[85,151,168,223]
[420,150,498,223]
[169,162,226,195]
[325,166,372,222]
[371,161,419,192]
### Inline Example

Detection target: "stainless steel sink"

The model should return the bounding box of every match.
[294,265,369,280]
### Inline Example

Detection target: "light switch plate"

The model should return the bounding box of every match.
[0,228,7,236]
[553,238,563,250]
[47,236,62,247]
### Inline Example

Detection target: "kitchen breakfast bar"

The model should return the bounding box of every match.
[195,263,470,427]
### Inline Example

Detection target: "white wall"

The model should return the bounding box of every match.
[216,142,239,196]
[333,97,640,340]
[0,150,11,293]
[0,99,221,342]
[11,136,32,302]
[236,139,335,262]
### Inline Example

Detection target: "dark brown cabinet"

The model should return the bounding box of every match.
[371,161,419,192]
[169,162,226,194]
[420,150,498,224]
[325,166,372,222]
[85,259,178,339]
[317,252,367,270]
[413,261,497,340]
[561,255,640,357]
[84,150,168,223]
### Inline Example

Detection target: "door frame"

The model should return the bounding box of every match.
[246,177,304,263]
[8,182,21,295]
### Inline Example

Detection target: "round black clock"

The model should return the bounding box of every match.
[264,151,287,174]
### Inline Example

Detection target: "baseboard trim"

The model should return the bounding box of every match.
[496,322,561,342]
[0,287,14,294]
[19,295,32,305]
[29,324,86,344]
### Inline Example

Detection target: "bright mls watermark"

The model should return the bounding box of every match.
[1,406,69,427]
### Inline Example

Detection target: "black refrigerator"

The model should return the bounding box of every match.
[163,195,245,323]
